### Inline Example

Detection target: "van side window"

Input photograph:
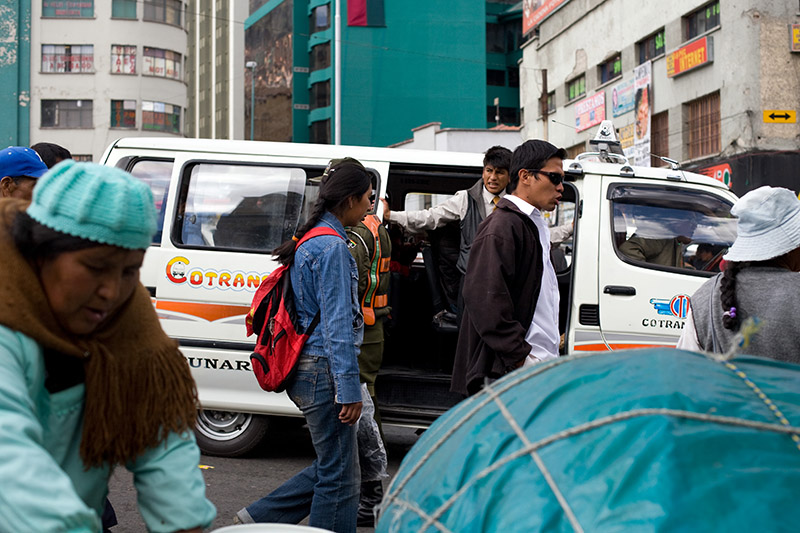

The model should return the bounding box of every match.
[178,163,306,252]
[610,185,736,274]
[128,159,174,245]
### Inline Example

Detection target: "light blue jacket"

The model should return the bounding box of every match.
[0,325,216,532]
[290,211,363,404]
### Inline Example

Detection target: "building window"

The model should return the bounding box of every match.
[566,75,586,102]
[486,106,519,125]
[486,23,504,53]
[687,92,720,159]
[505,23,521,53]
[310,81,330,110]
[42,0,93,17]
[638,29,665,64]
[41,100,93,128]
[112,0,137,18]
[143,0,182,27]
[310,43,331,72]
[507,67,520,88]
[546,91,556,114]
[487,69,505,86]
[310,5,330,33]
[310,119,331,144]
[598,54,622,85]
[685,1,720,41]
[41,45,94,73]
[111,100,136,128]
[650,111,669,166]
[142,101,181,134]
[111,45,136,74]
[143,47,182,80]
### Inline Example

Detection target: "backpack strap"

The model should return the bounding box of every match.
[294,225,344,336]
[295,226,342,248]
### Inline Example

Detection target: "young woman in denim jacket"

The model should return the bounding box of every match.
[237,159,373,532]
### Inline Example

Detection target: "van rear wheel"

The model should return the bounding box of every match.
[194,410,269,457]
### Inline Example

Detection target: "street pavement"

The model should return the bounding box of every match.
[107,420,421,532]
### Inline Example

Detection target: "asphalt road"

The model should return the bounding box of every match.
[107,420,421,532]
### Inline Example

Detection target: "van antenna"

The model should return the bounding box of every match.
[550,119,575,130]
[649,153,681,170]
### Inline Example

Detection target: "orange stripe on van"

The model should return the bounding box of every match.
[155,300,251,322]
[573,343,674,352]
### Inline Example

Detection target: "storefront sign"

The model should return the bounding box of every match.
[792,24,800,53]
[666,36,713,78]
[619,123,635,160]
[633,61,652,167]
[611,79,634,117]
[574,92,605,133]
[698,163,732,188]
[522,0,570,35]
[42,1,93,18]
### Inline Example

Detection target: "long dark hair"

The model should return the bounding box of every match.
[274,163,371,265]
[12,211,98,263]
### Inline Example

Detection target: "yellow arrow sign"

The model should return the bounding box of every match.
[763,110,796,123]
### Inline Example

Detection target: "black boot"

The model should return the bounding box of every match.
[357,480,384,527]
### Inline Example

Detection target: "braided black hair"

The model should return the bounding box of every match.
[719,261,748,330]
[273,162,371,265]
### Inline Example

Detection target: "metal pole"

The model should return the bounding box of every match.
[246,61,257,140]
[334,0,341,145]
[540,69,549,141]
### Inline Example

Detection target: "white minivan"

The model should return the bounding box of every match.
[101,125,738,456]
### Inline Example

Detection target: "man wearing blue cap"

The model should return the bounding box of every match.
[0,146,49,200]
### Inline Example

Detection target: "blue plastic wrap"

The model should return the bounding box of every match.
[378,349,800,532]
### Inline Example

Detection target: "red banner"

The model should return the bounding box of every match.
[348,0,367,26]
[522,0,569,36]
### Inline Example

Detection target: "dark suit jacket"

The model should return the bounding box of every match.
[451,197,545,395]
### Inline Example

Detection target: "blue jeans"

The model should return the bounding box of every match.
[240,356,360,533]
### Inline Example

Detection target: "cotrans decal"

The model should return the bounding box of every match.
[166,256,269,291]
[643,294,690,329]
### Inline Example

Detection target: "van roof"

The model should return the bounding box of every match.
[104,137,487,168]
[105,137,731,192]
[563,157,730,190]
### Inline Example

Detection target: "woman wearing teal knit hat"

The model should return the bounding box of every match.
[0,160,216,532]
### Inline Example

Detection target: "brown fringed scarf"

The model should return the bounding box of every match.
[0,199,198,467]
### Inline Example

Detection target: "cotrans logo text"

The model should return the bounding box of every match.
[166,256,269,291]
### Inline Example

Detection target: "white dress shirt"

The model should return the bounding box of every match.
[504,195,561,365]
[391,184,504,232]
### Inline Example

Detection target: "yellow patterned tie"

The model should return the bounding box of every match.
[492,196,499,211]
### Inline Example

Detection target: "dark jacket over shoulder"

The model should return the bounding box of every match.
[451,197,544,395]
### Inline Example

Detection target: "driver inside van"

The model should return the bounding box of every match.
[619,214,698,268]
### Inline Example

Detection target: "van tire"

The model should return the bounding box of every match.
[194,410,269,457]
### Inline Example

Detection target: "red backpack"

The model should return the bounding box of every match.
[246,226,343,392]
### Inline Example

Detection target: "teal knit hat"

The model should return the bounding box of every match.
[27,160,156,250]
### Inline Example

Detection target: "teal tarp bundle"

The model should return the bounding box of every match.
[378,349,800,532]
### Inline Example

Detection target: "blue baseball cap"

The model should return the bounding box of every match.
[0,146,49,179]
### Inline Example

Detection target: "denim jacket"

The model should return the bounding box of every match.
[290,212,364,404]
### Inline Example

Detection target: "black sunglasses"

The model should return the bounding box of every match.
[528,169,565,186]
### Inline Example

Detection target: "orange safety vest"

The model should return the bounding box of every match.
[352,215,390,326]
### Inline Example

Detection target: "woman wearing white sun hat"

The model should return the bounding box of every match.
[677,186,800,362]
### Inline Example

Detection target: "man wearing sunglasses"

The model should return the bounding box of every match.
[452,139,567,396]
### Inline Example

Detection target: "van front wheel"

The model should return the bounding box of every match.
[194,410,269,457]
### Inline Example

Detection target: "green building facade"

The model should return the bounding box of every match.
[0,0,32,146]
[245,0,521,147]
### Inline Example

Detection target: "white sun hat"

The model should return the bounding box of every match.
[723,186,800,262]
